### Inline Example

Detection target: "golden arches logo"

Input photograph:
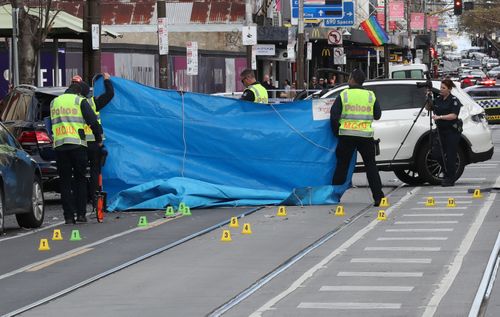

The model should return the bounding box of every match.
[322,48,331,57]
[311,28,321,38]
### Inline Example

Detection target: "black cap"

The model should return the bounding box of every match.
[350,69,366,85]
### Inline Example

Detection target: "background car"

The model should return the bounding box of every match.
[464,82,500,124]
[307,79,493,185]
[0,122,44,234]
[0,85,66,192]
[487,66,500,79]
[486,58,499,70]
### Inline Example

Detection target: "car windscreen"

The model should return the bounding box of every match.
[392,70,425,79]
[0,91,32,122]
[34,92,59,120]
[366,84,426,111]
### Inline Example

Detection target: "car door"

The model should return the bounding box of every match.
[0,124,20,213]
[366,83,429,163]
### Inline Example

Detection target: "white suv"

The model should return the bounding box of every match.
[309,80,494,185]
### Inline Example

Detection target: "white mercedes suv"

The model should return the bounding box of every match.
[309,79,494,185]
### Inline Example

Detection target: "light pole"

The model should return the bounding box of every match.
[297,0,305,88]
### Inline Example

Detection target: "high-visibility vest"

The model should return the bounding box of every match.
[338,88,376,138]
[50,94,87,148]
[246,83,269,104]
[84,97,105,142]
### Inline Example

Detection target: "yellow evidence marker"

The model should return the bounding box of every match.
[334,205,345,216]
[38,239,50,251]
[241,223,252,234]
[473,189,483,198]
[377,210,387,221]
[220,229,232,242]
[380,197,389,207]
[447,198,456,207]
[229,216,239,228]
[52,229,63,241]
[425,197,435,207]
[277,206,287,217]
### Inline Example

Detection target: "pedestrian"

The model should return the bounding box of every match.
[426,79,463,187]
[72,73,114,205]
[309,77,318,90]
[330,69,385,206]
[280,79,291,98]
[261,74,275,91]
[50,81,102,224]
[318,78,326,89]
[239,69,269,104]
[328,75,336,88]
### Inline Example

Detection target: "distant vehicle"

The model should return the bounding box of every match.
[464,81,500,124]
[389,63,428,79]
[460,59,471,67]
[306,79,493,185]
[461,70,487,88]
[487,66,500,79]
[0,121,44,234]
[486,58,499,70]
[468,60,483,69]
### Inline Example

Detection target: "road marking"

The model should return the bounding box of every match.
[385,228,453,232]
[351,258,432,264]
[412,207,467,210]
[422,192,496,317]
[419,195,472,198]
[395,221,458,224]
[338,271,423,277]
[469,163,497,166]
[431,190,466,194]
[468,166,497,169]
[364,247,441,252]
[320,285,414,292]
[417,200,472,204]
[26,248,93,272]
[248,188,421,317]
[377,237,448,241]
[297,302,401,309]
[403,213,464,217]
[460,177,486,181]
[0,221,65,243]
[0,217,178,281]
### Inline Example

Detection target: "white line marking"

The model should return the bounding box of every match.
[297,302,401,309]
[460,178,487,181]
[403,213,464,217]
[377,237,448,241]
[395,221,458,224]
[320,286,414,292]
[385,228,453,232]
[248,188,421,317]
[468,166,496,169]
[419,195,472,198]
[417,201,472,204]
[0,221,65,243]
[338,272,423,277]
[412,207,467,210]
[422,186,497,316]
[468,163,498,166]
[351,258,432,264]
[364,247,441,252]
[431,190,467,194]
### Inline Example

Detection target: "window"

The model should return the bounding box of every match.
[0,124,16,147]
[369,84,423,110]
[391,70,424,79]
[1,91,32,122]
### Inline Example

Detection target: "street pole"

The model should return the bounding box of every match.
[383,0,389,78]
[11,2,19,87]
[245,0,253,68]
[157,0,168,88]
[297,0,304,89]
[83,0,101,83]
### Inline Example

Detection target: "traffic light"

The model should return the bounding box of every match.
[454,0,463,15]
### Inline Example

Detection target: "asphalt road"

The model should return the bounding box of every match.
[1,126,500,317]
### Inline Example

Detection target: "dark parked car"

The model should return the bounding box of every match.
[0,121,44,234]
[0,85,66,192]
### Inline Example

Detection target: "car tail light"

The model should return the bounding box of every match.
[479,79,496,86]
[18,131,52,146]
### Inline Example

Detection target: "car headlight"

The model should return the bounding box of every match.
[471,113,486,123]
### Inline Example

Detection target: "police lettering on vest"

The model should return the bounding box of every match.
[50,94,87,148]
[338,88,375,138]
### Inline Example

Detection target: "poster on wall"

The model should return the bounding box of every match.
[158,17,169,55]
[187,41,198,76]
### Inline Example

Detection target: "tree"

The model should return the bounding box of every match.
[7,0,60,85]
[458,0,500,36]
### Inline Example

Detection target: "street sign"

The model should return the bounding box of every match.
[307,42,312,60]
[323,2,354,27]
[291,0,345,24]
[186,41,198,75]
[333,47,345,64]
[255,44,276,56]
[327,29,342,45]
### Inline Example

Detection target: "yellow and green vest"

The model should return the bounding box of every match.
[50,94,87,148]
[247,83,269,104]
[339,88,375,138]
[84,97,105,142]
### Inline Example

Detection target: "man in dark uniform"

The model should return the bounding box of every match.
[330,69,385,206]
[239,69,269,104]
[50,81,102,224]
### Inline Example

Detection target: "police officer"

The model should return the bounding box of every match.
[51,81,102,224]
[426,79,462,187]
[72,73,114,204]
[239,69,269,104]
[330,69,385,206]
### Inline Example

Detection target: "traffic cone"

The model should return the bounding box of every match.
[220,229,232,242]
[229,216,239,228]
[377,210,387,221]
[138,216,148,227]
[241,223,252,234]
[52,229,63,241]
[380,197,389,207]
[473,189,483,198]
[165,206,175,217]
[334,205,345,216]
[38,239,50,251]
[447,198,456,207]
[425,197,435,207]
[182,206,192,216]
[70,229,82,241]
[277,206,287,217]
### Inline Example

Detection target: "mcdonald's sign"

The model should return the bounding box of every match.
[311,28,321,39]
[322,48,331,57]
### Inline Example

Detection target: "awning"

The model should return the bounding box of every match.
[0,5,120,39]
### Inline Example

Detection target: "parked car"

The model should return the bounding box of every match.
[487,66,500,79]
[464,82,500,124]
[485,58,499,70]
[0,85,66,192]
[0,121,44,234]
[388,63,428,79]
[307,79,494,185]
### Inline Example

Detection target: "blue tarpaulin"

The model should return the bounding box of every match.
[93,77,354,211]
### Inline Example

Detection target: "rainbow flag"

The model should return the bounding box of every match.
[360,16,390,46]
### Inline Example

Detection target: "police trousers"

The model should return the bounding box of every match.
[436,128,461,181]
[87,141,102,203]
[332,135,384,202]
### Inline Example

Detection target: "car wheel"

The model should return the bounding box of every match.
[16,176,44,229]
[393,169,425,185]
[416,142,466,185]
[0,188,4,235]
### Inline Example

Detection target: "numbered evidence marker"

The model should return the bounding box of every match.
[220,229,232,242]
[425,197,435,207]
[38,239,50,251]
[447,198,456,207]
[229,216,239,228]
[334,205,345,216]
[52,229,63,240]
[165,206,175,217]
[473,189,483,198]
[241,223,252,234]
[277,206,287,217]
[377,210,387,221]
[380,197,389,207]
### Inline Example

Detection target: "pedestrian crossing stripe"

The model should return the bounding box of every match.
[475,98,500,109]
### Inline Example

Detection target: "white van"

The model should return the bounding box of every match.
[389,63,429,79]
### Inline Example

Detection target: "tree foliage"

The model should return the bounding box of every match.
[458,0,500,36]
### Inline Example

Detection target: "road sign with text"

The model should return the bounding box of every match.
[323,2,354,27]
[291,0,345,24]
